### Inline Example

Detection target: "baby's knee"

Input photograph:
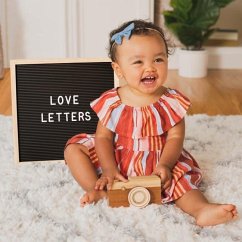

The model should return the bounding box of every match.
[64,143,87,162]
[64,144,73,162]
[64,144,79,160]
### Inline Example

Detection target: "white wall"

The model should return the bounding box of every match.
[1,0,68,66]
[0,0,154,67]
[1,0,241,69]
[78,0,154,58]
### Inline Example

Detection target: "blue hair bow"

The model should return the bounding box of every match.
[111,23,135,45]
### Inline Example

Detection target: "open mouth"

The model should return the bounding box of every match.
[141,76,156,84]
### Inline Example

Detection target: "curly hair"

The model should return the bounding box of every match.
[108,19,172,61]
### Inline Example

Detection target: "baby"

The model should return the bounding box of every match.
[64,20,238,226]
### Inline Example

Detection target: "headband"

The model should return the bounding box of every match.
[111,22,164,49]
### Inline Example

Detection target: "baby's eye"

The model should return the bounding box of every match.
[155,58,164,63]
[133,60,143,65]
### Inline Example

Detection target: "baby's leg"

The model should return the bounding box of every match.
[64,143,107,206]
[175,189,238,226]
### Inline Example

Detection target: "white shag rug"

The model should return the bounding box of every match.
[0,114,241,242]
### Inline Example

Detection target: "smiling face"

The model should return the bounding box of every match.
[112,33,168,97]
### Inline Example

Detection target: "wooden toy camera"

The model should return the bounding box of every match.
[108,175,161,208]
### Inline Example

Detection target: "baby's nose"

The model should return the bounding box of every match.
[145,64,156,72]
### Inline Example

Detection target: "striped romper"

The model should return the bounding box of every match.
[66,87,202,203]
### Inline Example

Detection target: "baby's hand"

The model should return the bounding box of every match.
[152,164,172,190]
[95,170,128,191]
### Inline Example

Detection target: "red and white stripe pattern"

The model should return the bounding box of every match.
[66,88,202,203]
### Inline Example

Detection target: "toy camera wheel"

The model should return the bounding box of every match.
[128,187,151,208]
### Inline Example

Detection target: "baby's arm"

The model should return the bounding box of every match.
[153,118,185,189]
[94,121,127,190]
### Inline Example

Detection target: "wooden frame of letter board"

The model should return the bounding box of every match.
[11,58,118,163]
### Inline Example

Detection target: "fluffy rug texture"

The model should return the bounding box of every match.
[0,114,241,242]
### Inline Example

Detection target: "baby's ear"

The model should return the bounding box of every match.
[111,62,123,80]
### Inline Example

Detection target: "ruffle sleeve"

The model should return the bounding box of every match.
[90,88,190,138]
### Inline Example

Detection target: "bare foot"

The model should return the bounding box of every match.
[196,203,238,226]
[80,190,107,207]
